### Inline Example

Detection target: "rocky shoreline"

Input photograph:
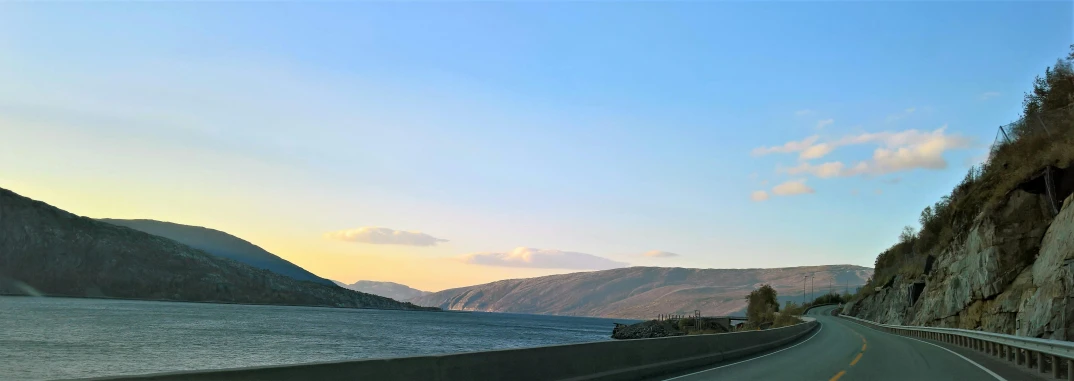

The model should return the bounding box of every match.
[611,317,733,339]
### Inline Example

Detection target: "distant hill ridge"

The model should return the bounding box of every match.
[0,187,435,311]
[333,280,431,301]
[99,219,333,286]
[410,265,871,319]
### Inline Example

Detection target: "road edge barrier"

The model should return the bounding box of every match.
[76,320,819,381]
[838,310,1074,380]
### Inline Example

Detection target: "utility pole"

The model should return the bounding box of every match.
[810,273,815,303]
[803,276,807,305]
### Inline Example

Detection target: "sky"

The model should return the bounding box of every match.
[1,2,1071,292]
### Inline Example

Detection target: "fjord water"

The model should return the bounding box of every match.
[1,296,627,381]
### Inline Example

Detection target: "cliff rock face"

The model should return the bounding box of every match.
[848,191,1074,340]
[0,187,436,311]
[412,265,871,319]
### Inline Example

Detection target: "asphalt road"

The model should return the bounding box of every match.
[652,306,1011,381]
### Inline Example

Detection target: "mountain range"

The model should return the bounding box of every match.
[0,187,434,311]
[332,280,431,301]
[410,265,871,319]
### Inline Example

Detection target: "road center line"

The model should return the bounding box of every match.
[829,370,846,381]
[850,352,863,366]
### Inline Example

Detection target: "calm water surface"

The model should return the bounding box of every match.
[0,296,631,381]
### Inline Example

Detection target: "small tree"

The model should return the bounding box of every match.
[745,284,779,326]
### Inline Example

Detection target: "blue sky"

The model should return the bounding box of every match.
[0,2,1070,290]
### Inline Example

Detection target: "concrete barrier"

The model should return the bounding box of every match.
[84,321,817,381]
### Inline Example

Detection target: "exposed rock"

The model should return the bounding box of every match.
[853,183,1074,341]
[611,320,684,340]
[610,317,732,340]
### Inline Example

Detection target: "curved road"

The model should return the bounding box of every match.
[653,306,1013,381]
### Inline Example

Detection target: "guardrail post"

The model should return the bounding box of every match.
[1050,354,1058,378]
[1066,358,1073,381]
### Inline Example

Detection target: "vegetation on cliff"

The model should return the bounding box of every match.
[862,45,1074,297]
[0,187,439,312]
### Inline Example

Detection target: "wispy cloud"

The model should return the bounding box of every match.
[815,119,834,130]
[772,179,815,196]
[782,161,848,178]
[795,109,814,116]
[644,250,679,258]
[885,108,916,123]
[979,91,1000,101]
[751,135,820,157]
[765,126,971,176]
[800,143,834,160]
[458,247,629,270]
[881,177,902,184]
[751,190,770,202]
[325,227,448,246]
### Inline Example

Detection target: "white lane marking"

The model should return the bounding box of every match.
[662,323,825,380]
[898,335,1006,381]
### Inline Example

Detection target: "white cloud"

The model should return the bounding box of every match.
[815,119,834,130]
[772,179,815,196]
[795,109,814,116]
[799,143,834,160]
[979,91,1000,100]
[458,247,629,270]
[751,135,819,156]
[750,190,770,202]
[782,161,846,179]
[325,227,448,246]
[644,250,679,258]
[874,189,884,195]
[767,126,971,179]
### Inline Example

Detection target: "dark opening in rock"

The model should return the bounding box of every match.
[909,282,926,306]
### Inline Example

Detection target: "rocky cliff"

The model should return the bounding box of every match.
[411,265,871,319]
[845,49,1074,340]
[0,187,437,311]
[845,189,1073,340]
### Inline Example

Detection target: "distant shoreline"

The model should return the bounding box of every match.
[0,293,451,313]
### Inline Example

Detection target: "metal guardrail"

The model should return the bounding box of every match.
[840,313,1074,380]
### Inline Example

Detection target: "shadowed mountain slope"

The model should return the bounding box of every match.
[0,187,436,311]
[99,219,332,286]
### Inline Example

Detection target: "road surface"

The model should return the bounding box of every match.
[652,305,1029,381]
